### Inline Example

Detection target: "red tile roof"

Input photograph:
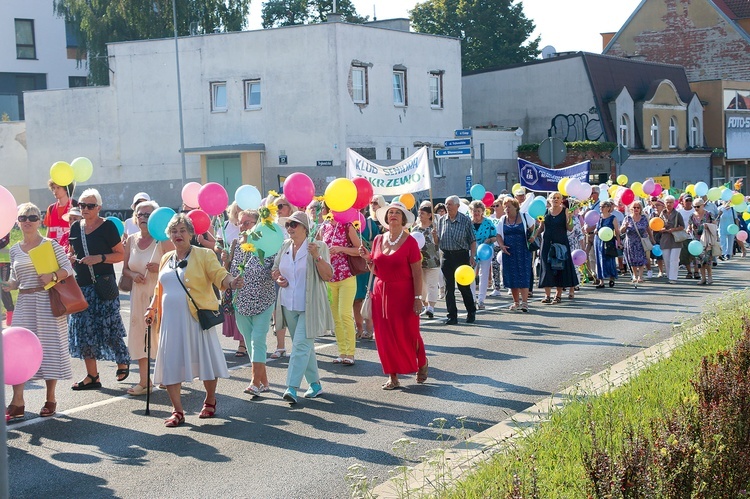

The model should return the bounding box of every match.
[712,0,750,19]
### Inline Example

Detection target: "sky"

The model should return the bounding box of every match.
[246,0,645,54]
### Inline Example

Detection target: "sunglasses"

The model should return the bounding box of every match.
[491,204,500,208]
[285,221,300,229]
[136,213,151,219]
[79,203,99,210]
[18,215,40,222]
[276,203,289,209]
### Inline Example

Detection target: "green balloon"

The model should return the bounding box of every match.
[249,221,284,258]
[598,226,614,242]
[707,187,721,201]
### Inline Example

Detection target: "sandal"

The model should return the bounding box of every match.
[360,330,374,340]
[40,402,57,417]
[520,302,528,313]
[416,360,429,384]
[269,348,286,359]
[198,401,217,419]
[609,280,615,288]
[127,383,151,396]
[72,373,102,391]
[508,302,519,311]
[244,384,262,397]
[235,345,248,357]
[332,357,344,364]
[6,404,25,422]
[342,358,355,366]
[164,411,185,427]
[552,296,562,304]
[381,379,401,390]
[116,366,130,382]
[540,296,552,304]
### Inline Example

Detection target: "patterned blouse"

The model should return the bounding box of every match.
[411,224,440,269]
[320,221,354,282]
[472,217,497,246]
[229,244,276,317]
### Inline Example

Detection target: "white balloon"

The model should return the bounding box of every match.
[566,178,582,198]
[599,189,610,202]
[458,203,470,216]
[496,250,503,264]
[578,182,592,200]
[411,231,425,249]
[611,209,625,223]
[520,193,535,213]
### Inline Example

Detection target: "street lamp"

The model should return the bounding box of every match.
[172,0,187,187]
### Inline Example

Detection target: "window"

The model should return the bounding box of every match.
[429,73,443,109]
[351,147,376,160]
[244,79,261,109]
[650,116,660,148]
[432,151,444,177]
[669,117,678,148]
[69,76,87,88]
[401,147,407,159]
[393,70,407,106]
[211,82,227,112]
[619,114,630,147]
[352,66,367,104]
[15,19,36,59]
[690,117,700,147]
[386,147,392,160]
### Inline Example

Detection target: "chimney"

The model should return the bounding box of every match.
[601,32,616,51]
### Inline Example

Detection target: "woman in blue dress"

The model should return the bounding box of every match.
[621,202,653,283]
[496,197,533,312]
[538,192,579,304]
[594,200,621,288]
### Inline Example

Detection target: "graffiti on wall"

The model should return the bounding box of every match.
[549,113,603,142]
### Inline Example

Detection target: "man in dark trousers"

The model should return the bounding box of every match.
[437,196,477,324]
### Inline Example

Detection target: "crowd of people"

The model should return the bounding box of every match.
[3,179,748,428]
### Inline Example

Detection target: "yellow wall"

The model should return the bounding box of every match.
[642,81,688,151]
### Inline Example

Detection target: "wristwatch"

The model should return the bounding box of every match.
[100,254,106,263]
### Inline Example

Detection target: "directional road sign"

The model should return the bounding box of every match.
[435,147,472,158]
[444,138,472,147]
[454,129,472,137]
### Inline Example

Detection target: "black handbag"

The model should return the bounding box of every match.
[174,267,225,331]
[79,222,119,300]
[521,214,541,252]
[604,239,619,258]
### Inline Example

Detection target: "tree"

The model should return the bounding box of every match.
[54,0,251,85]
[410,0,540,73]
[261,0,367,29]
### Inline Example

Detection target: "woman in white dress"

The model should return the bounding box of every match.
[3,203,74,422]
[145,214,244,428]
[121,200,172,395]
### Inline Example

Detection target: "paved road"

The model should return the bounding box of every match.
[6,259,749,498]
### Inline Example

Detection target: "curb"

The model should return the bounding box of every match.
[372,326,689,498]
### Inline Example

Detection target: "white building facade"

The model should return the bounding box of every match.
[23,20,465,210]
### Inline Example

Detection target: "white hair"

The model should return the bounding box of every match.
[445,195,460,205]
[79,188,102,206]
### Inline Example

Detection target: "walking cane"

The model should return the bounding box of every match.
[145,322,151,415]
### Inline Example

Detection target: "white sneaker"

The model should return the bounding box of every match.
[646,270,653,279]
[489,289,502,297]
[507,289,512,296]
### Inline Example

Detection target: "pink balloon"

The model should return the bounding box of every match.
[3,327,43,385]
[0,185,18,238]
[198,182,229,216]
[356,212,366,232]
[181,182,201,209]
[621,188,635,206]
[571,249,587,266]
[482,191,495,207]
[283,173,315,209]
[737,230,748,242]
[333,208,359,224]
[652,183,663,196]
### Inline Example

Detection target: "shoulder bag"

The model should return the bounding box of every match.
[521,214,541,252]
[345,223,368,276]
[173,265,224,331]
[49,276,89,317]
[666,211,689,243]
[630,217,653,253]
[360,271,375,321]
[118,273,133,292]
[80,221,119,300]
[599,219,619,257]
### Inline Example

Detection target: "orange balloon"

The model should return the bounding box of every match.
[400,193,415,210]
[649,217,664,231]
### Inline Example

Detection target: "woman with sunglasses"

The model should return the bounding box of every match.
[224,210,276,397]
[272,211,334,404]
[269,195,297,359]
[121,200,172,396]
[4,203,75,422]
[67,188,131,391]
[145,214,244,427]
[621,202,654,284]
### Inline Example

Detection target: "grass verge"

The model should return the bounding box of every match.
[438,291,750,498]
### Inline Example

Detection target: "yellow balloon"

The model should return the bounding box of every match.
[631,181,646,198]
[686,184,696,197]
[324,178,357,212]
[71,157,93,183]
[50,161,74,186]
[512,183,522,194]
[400,193,415,210]
[743,212,750,221]
[454,264,475,286]
[558,177,571,196]
[608,184,619,197]
[617,174,628,186]
[731,192,744,205]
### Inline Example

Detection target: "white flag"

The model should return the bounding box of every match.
[346,147,431,195]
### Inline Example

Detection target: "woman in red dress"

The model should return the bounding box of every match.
[359,201,427,390]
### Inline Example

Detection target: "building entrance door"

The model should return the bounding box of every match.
[207,155,242,203]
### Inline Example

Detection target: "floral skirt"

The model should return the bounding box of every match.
[68,284,130,363]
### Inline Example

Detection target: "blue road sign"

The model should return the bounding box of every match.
[435,147,472,157]
[455,129,472,137]
[465,175,472,196]
[444,138,472,147]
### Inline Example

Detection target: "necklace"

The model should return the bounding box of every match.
[387,230,404,246]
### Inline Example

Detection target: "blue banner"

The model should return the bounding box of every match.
[518,159,590,192]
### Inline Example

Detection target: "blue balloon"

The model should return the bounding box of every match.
[688,240,704,256]
[249,221,284,258]
[477,243,493,261]
[727,223,739,235]
[721,188,733,202]
[235,185,262,210]
[651,244,662,257]
[470,184,486,200]
[694,181,708,197]
[147,207,176,241]
[106,216,124,237]
[527,198,547,219]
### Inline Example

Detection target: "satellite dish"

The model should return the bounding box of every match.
[541,45,557,59]
[515,127,524,137]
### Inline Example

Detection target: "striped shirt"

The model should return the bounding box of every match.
[437,212,476,251]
